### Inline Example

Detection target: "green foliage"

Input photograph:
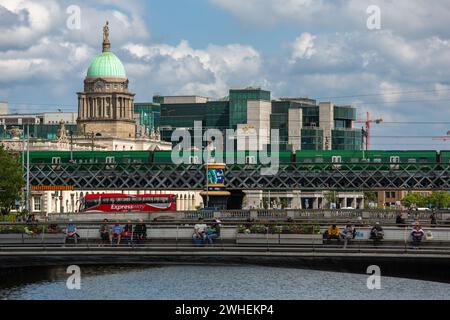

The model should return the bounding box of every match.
[364,191,378,202]
[401,193,428,208]
[401,191,450,209]
[0,225,26,234]
[0,146,24,214]
[427,191,450,209]
[237,224,321,235]
[324,191,338,205]
[0,214,18,222]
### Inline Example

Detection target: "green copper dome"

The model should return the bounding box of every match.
[87,51,126,78]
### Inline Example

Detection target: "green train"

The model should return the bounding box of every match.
[22,150,449,169]
[295,150,439,170]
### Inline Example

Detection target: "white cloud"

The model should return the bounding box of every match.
[211,0,450,37]
[291,33,316,62]
[123,40,262,97]
[0,0,61,49]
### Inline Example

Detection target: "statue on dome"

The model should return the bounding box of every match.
[102,21,111,52]
[103,21,109,42]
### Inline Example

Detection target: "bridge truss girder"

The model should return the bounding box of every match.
[29,163,450,191]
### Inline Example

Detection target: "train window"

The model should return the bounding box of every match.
[51,157,61,164]
[246,156,257,164]
[419,158,429,163]
[373,158,382,163]
[189,156,200,164]
[390,156,400,169]
[332,156,342,163]
[408,158,417,163]
[303,159,313,163]
[106,157,115,164]
[351,158,359,163]
[315,157,324,163]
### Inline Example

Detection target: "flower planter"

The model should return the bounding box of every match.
[279,234,323,245]
[236,234,279,245]
[23,234,66,245]
[0,234,24,244]
[236,233,323,245]
[0,233,66,245]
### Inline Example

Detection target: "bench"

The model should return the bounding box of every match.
[0,233,67,245]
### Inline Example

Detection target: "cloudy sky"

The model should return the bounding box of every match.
[1,0,450,149]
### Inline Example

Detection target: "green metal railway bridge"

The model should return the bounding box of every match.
[29,162,450,190]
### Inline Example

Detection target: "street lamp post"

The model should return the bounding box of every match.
[205,145,210,209]
[26,124,30,213]
[21,124,25,211]
[69,130,74,163]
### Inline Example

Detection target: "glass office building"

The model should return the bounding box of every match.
[151,88,363,151]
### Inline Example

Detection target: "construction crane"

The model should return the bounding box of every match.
[432,131,450,141]
[355,112,383,150]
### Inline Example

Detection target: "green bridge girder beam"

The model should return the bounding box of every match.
[28,163,450,191]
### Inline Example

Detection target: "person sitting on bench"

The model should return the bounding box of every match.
[111,221,124,245]
[370,222,384,241]
[134,219,147,242]
[66,220,80,244]
[411,222,425,248]
[99,219,110,243]
[340,223,357,242]
[324,224,341,241]
[121,220,133,244]
[206,219,222,245]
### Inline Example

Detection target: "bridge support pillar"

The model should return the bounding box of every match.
[243,190,263,209]
[291,191,302,209]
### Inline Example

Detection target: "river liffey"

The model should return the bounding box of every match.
[0,265,449,300]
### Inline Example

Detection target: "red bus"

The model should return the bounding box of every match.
[79,193,177,213]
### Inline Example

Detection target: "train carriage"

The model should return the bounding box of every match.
[295,150,437,170]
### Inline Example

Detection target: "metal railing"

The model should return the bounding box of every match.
[1,221,450,253]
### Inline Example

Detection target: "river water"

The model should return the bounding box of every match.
[0,265,449,300]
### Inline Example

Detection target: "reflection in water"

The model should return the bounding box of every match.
[1,265,450,300]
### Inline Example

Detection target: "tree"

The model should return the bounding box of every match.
[0,146,24,215]
[324,191,338,206]
[427,191,450,209]
[364,191,377,203]
[401,192,427,208]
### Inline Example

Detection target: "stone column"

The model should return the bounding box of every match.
[313,197,319,210]
[83,98,86,119]
[78,97,82,119]
[341,198,347,208]
[351,197,357,209]
[291,191,302,209]
[191,195,196,210]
